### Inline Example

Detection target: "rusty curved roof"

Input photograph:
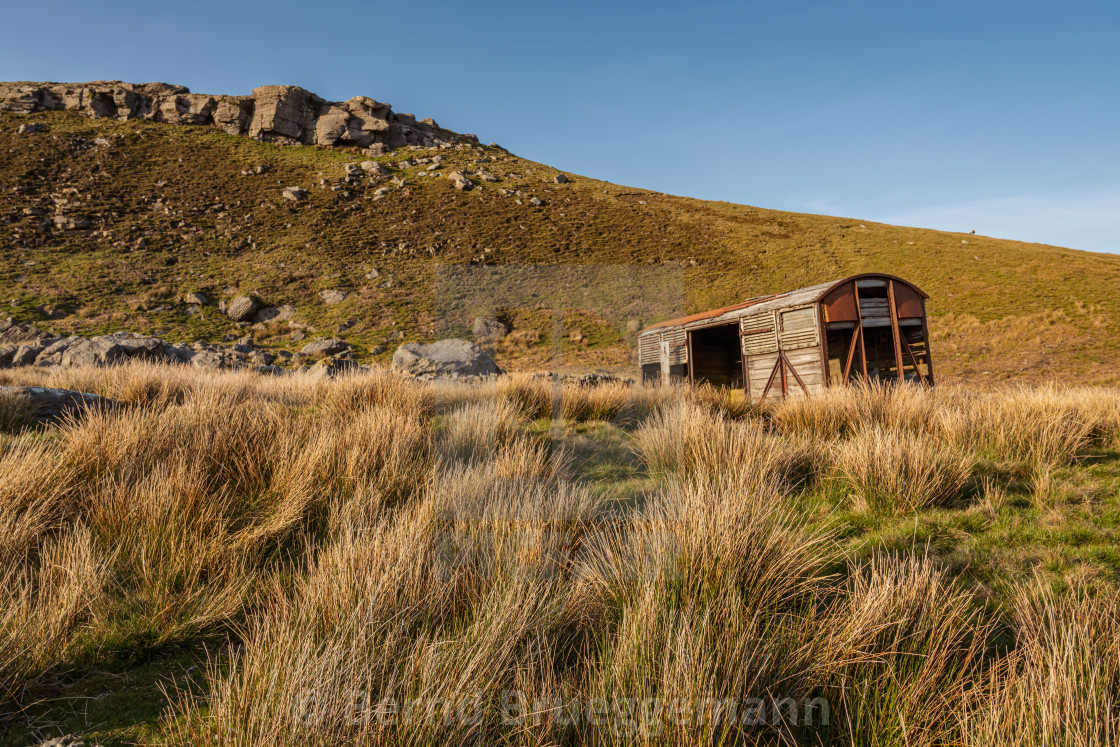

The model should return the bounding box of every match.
[638,273,928,336]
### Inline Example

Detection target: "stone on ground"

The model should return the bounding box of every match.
[472,317,508,340]
[281,186,308,202]
[447,171,474,191]
[318,289,348,305]
[391,339,501,378]
[226,295,262,322]
[299,337,351,357]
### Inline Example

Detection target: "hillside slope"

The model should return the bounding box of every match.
[2,89,1119,383]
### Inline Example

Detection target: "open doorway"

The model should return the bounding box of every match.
[824,324,859,385]
[862,326,900,381]
[688,323,743,387]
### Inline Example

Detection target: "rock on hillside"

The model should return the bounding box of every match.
[0,81,470,151]
[391,339,501,379]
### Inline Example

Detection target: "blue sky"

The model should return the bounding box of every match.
[4,0,1118,253]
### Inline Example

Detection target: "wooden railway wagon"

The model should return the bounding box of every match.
[636,273,933,399]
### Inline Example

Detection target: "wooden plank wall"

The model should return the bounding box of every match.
[746,353,779,397]
[638,334,659,366]
[784,348,824,395]
[745,348,825,400]
[743,304,826,400]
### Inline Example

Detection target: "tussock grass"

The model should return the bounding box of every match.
[0,524,106,703]
[830,553,991,746]
[938,385,1094,470]
[634,400,808,493]
[962,577,1120,745]
[2,363,1120,744]
[497,374,659,424]
[832,426,976,513]
[772,381,939,440]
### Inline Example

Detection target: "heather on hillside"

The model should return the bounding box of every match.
[2,365,1120,745]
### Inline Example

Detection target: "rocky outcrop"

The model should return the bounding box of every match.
[0,329,289,373]
[391,339,501,379]
[0,331,194,370]
[0,81,473,151]
[0,318,47,345]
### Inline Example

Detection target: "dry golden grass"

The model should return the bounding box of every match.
[1,364,1119,744]
[832,426,976,513]
[961,577,1120,746]
[634,399,808,494]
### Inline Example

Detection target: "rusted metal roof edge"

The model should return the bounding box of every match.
[637,295,781,334]
[637,273,929,336]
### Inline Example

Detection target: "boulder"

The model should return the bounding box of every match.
[360,161,391,176]
[52,214,91,230]
[447,171,474,191]
[0,387,118,425]
[190,349,246,370]
[226,295,262,322]
[249,349,276,366]
[252,304,296,323]
[308,356,360,378]
[299,338,351,357]
[472,317,508,340]
[182,291,208,305]
[18,122,44,134]
[318,289,348,305]
[11,345,43,367]
[34,336,81,366]
[282,186,308,202]
[105,332,189,363]
[391,339,501,379]
[60,338,128,367]
[554,173,569,184]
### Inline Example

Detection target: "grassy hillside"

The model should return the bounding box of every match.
[3,109,1119,382]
